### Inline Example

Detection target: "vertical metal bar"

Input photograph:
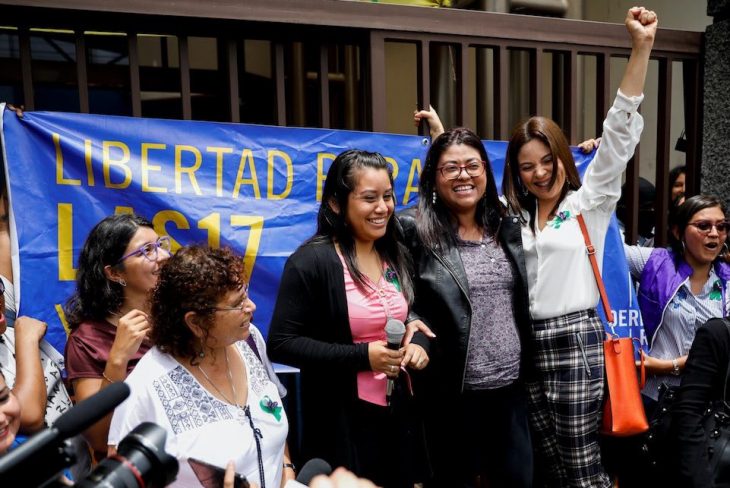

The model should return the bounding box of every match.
[475,46,489,138]
[344,45,358,130]
[18,26,34,111]
[564,50,578,143]
[319,43,331,129]
[655,57,672,248]
[683,58,702,198]
[416,39,430,136]
[291,42,306,126]
[529,47,542,116]
[226,39,240,123]
[273,42,287,126]
[369,31,387,133]
[178,36,192,120]
[75,31,89,113]
[459,42,470,127]
[494,44,509,140]
[595,51,611,137]
[128,33,142,117]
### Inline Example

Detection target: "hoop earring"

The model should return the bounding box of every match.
[432,191,437,205]
[118,278,127,287]
[723,242,729,256]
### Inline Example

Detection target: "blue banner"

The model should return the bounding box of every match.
[0,106,643,355]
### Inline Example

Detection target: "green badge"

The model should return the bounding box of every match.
[260,396,283,421]
[710,280,722,301]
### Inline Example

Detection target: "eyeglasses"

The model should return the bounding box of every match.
[436,161,486,180]
[209,284,251,313]
[116,236,172,265]
[687,220,730,234]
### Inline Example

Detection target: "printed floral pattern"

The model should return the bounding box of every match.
[672,288,688,309]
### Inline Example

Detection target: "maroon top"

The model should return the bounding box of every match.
[64,320,151,383]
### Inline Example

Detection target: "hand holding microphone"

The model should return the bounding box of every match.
[367,341,403,378]
[384,318,406,405]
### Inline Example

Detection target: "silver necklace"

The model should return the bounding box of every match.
[197,347,241,408]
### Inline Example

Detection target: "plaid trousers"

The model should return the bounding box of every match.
[525,309,611,488]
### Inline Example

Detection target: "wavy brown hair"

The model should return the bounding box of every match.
[503,116,582,232]
[150,245,246,364]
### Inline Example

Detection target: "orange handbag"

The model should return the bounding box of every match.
[576,214,649,436]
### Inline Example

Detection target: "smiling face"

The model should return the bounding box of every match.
[205,285,257,348]
[672,172,686,201]
[343,167,394,246]
[112,226,170,295]
[434,143,487,217]
[517,139,566,208]
[678,206,727,268]
[0,374,20,454]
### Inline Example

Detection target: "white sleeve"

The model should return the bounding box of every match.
[577,89,644,213]
[107,383,150,447]
[623,244,653,281]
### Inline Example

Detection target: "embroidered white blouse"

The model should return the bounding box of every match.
[521,89,644,320]
[108,325,288,488]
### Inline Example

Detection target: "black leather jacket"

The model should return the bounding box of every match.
[397,206,535,393]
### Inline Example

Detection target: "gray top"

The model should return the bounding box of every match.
[458,235,521,390]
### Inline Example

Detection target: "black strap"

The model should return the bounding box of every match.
[243,405,265,488]
[245,335,262,362]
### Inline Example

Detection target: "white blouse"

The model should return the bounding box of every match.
[521,89,644,320]
[109,325,288,488]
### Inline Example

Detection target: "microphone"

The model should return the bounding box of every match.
[0,382,130,486]
[384,317,406,406]
[296,458,333,485]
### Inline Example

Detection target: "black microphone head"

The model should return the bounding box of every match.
[295,458,333,485]
[54,382,130,438]
[385,318,406,346]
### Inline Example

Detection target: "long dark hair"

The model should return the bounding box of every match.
[64,213,153,328]
[309,149,413,302]
[670,194,728,259]
[417,128,503,249]
[503,116,582,231]
[151,246,246,365]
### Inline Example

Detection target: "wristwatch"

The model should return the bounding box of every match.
[671,358,681,376]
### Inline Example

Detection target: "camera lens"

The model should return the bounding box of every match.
[75,423,178,488]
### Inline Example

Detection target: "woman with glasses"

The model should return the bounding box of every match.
[109,245,292,488]
[268,149,430,488]
[64,213,171,459]
[397,128,533,488]
[625,195,730,404]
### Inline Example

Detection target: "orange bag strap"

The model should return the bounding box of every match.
[638,344,646,388]
[576,214,614,324]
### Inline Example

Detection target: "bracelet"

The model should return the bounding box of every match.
[671,358,681,376]
[102,371,117,384]
[283,463,296,472]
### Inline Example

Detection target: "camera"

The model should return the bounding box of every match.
[0,384,178,487]
[74,422,179,488]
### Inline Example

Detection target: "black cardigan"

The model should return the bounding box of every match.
[672,318,730,487]
[266,240,430,469]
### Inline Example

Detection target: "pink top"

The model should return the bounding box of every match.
[338,253,408,406]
